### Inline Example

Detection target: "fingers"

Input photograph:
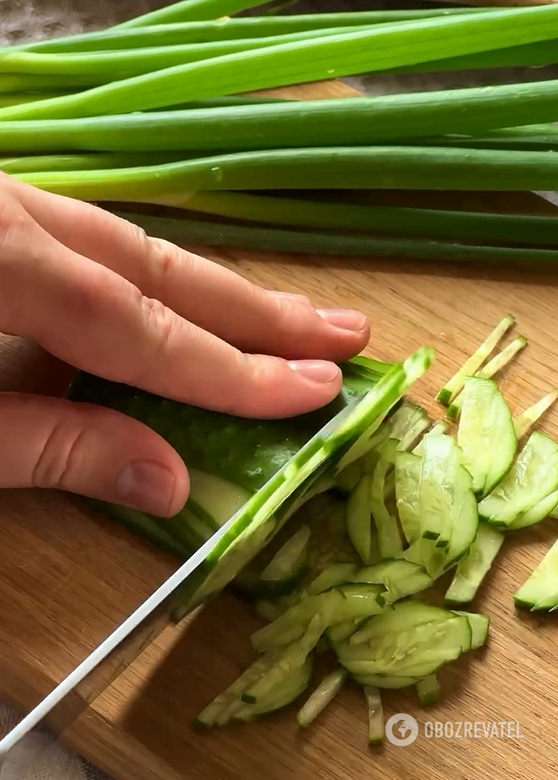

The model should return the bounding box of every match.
[0,393,189,517]
[15,183,370,361]
[0,210,343,418]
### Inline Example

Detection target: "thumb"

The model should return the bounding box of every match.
[0,392,189,517]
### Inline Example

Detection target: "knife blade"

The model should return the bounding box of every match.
[0,397,358,771]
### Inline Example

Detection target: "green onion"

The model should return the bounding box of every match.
[2,79,558,154]
[0,92,74,109]
[176,191,558,247]
[0,151,194,174]
[112,0,272,28]
[421,125,558,153]
[11,11,497,55]
[108,210,558,266]
[3,5,558,120]
[0,74,87,95]
[15,147,558,201]
[0,28,372,85]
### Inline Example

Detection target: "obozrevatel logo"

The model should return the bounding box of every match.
[385,713,419,746]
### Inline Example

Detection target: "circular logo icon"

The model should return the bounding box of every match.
[385,713,419,746]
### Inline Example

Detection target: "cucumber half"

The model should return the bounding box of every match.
[69,348,433,620]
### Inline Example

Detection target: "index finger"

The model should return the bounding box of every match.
[1,210,344,419]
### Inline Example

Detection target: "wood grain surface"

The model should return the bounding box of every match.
[2,78,558,780]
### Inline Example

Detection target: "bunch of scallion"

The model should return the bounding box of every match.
[2,0,558,266]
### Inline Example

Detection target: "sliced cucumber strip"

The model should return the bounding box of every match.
[364,401,430,475]
[456,377,517,497]
[307,563,359,595]
[416,674,441,705]
[445,520,504,605]
[188,468,253,530]
[514,538,558,611]
[347,475,374,564]
[356,674,420,690]
[509,488,558,531]
[446,463,479,566]
[448,335,527,420]
[338,602,472,680]
[234,656,313,722]
[254,600,287,623]
[478,431,558,530]
[251,583,386,653]
[353,559,433,602]
[454,611,490,649]
[260,525,311,583]
[419,433,460,547]
[364,687,384,744]
[436,314,514,405]
[395,451,421,545]
[514,389,558,440]
[370,438,404,559]
[412,421,448,456]
[296,667,347,727]
[335,461,362,493]
[326,618,365,646]
[347,599,464,646]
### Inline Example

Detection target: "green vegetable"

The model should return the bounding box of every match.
[514,538,558,611]
[514,390,558,440]
[416,674,441,705]
[448,336,527,419]
[296,667,347,727]
[4,5,558,120]
[6,79,558,153]
[364,687,384,743]
[445,521,505,606]
[347,475,374,564]
[457,377,517,497]
[12,9,495,54]
[437,314,515,405]
[112,0,272,28]
[479,431,558,530]
[370,439,404,560]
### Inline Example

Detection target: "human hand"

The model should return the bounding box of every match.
[0,173,370,517]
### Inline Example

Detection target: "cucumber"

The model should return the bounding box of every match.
[356,674,420,690]
[394,451,421,545]
[446,463,479,565]
[364,687,384,744]
[514,537,558,611]
[436,314,514,405]
[419,433,461,548]
[352,559,433,602]
[337,601,473,680]
[347,475,374,564]
[363,401,430,475]
[416,674,441,705]
[234,657,313,722]
[251,583,386,653]
[307,563,359,595]
[296,667,347,727]
[478,431,558,530]
[445,520,505,605]
[514,389,558,440]
[335,461,362,494]
[448,336,527,421]
[454,611,490,648]
[370,438,404,559]
[235,525,310,600]
[456,377,517,497]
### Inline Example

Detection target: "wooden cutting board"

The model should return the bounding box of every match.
[3,77,558,780]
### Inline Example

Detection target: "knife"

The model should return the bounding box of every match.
[0,398,358,772]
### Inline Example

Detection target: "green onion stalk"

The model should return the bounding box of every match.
[14,147,558,201]
[2,5,558,120]
[1,79,558,154]
[0,28,374,89]
[9,10,498,55]
[112,210,558,267]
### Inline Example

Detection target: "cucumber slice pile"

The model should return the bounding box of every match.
[71,313,558,746]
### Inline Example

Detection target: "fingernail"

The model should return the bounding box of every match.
[317,308,368,333]
[116,460,176,516]
[289,360,340,384]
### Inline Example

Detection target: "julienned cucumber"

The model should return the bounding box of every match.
[514,538,558,611]
[72,308,558,746]
[69,351,427,617]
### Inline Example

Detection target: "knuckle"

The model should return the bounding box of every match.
[123,294,176,387]
[32,405,85,490]
[146,237,182,286]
